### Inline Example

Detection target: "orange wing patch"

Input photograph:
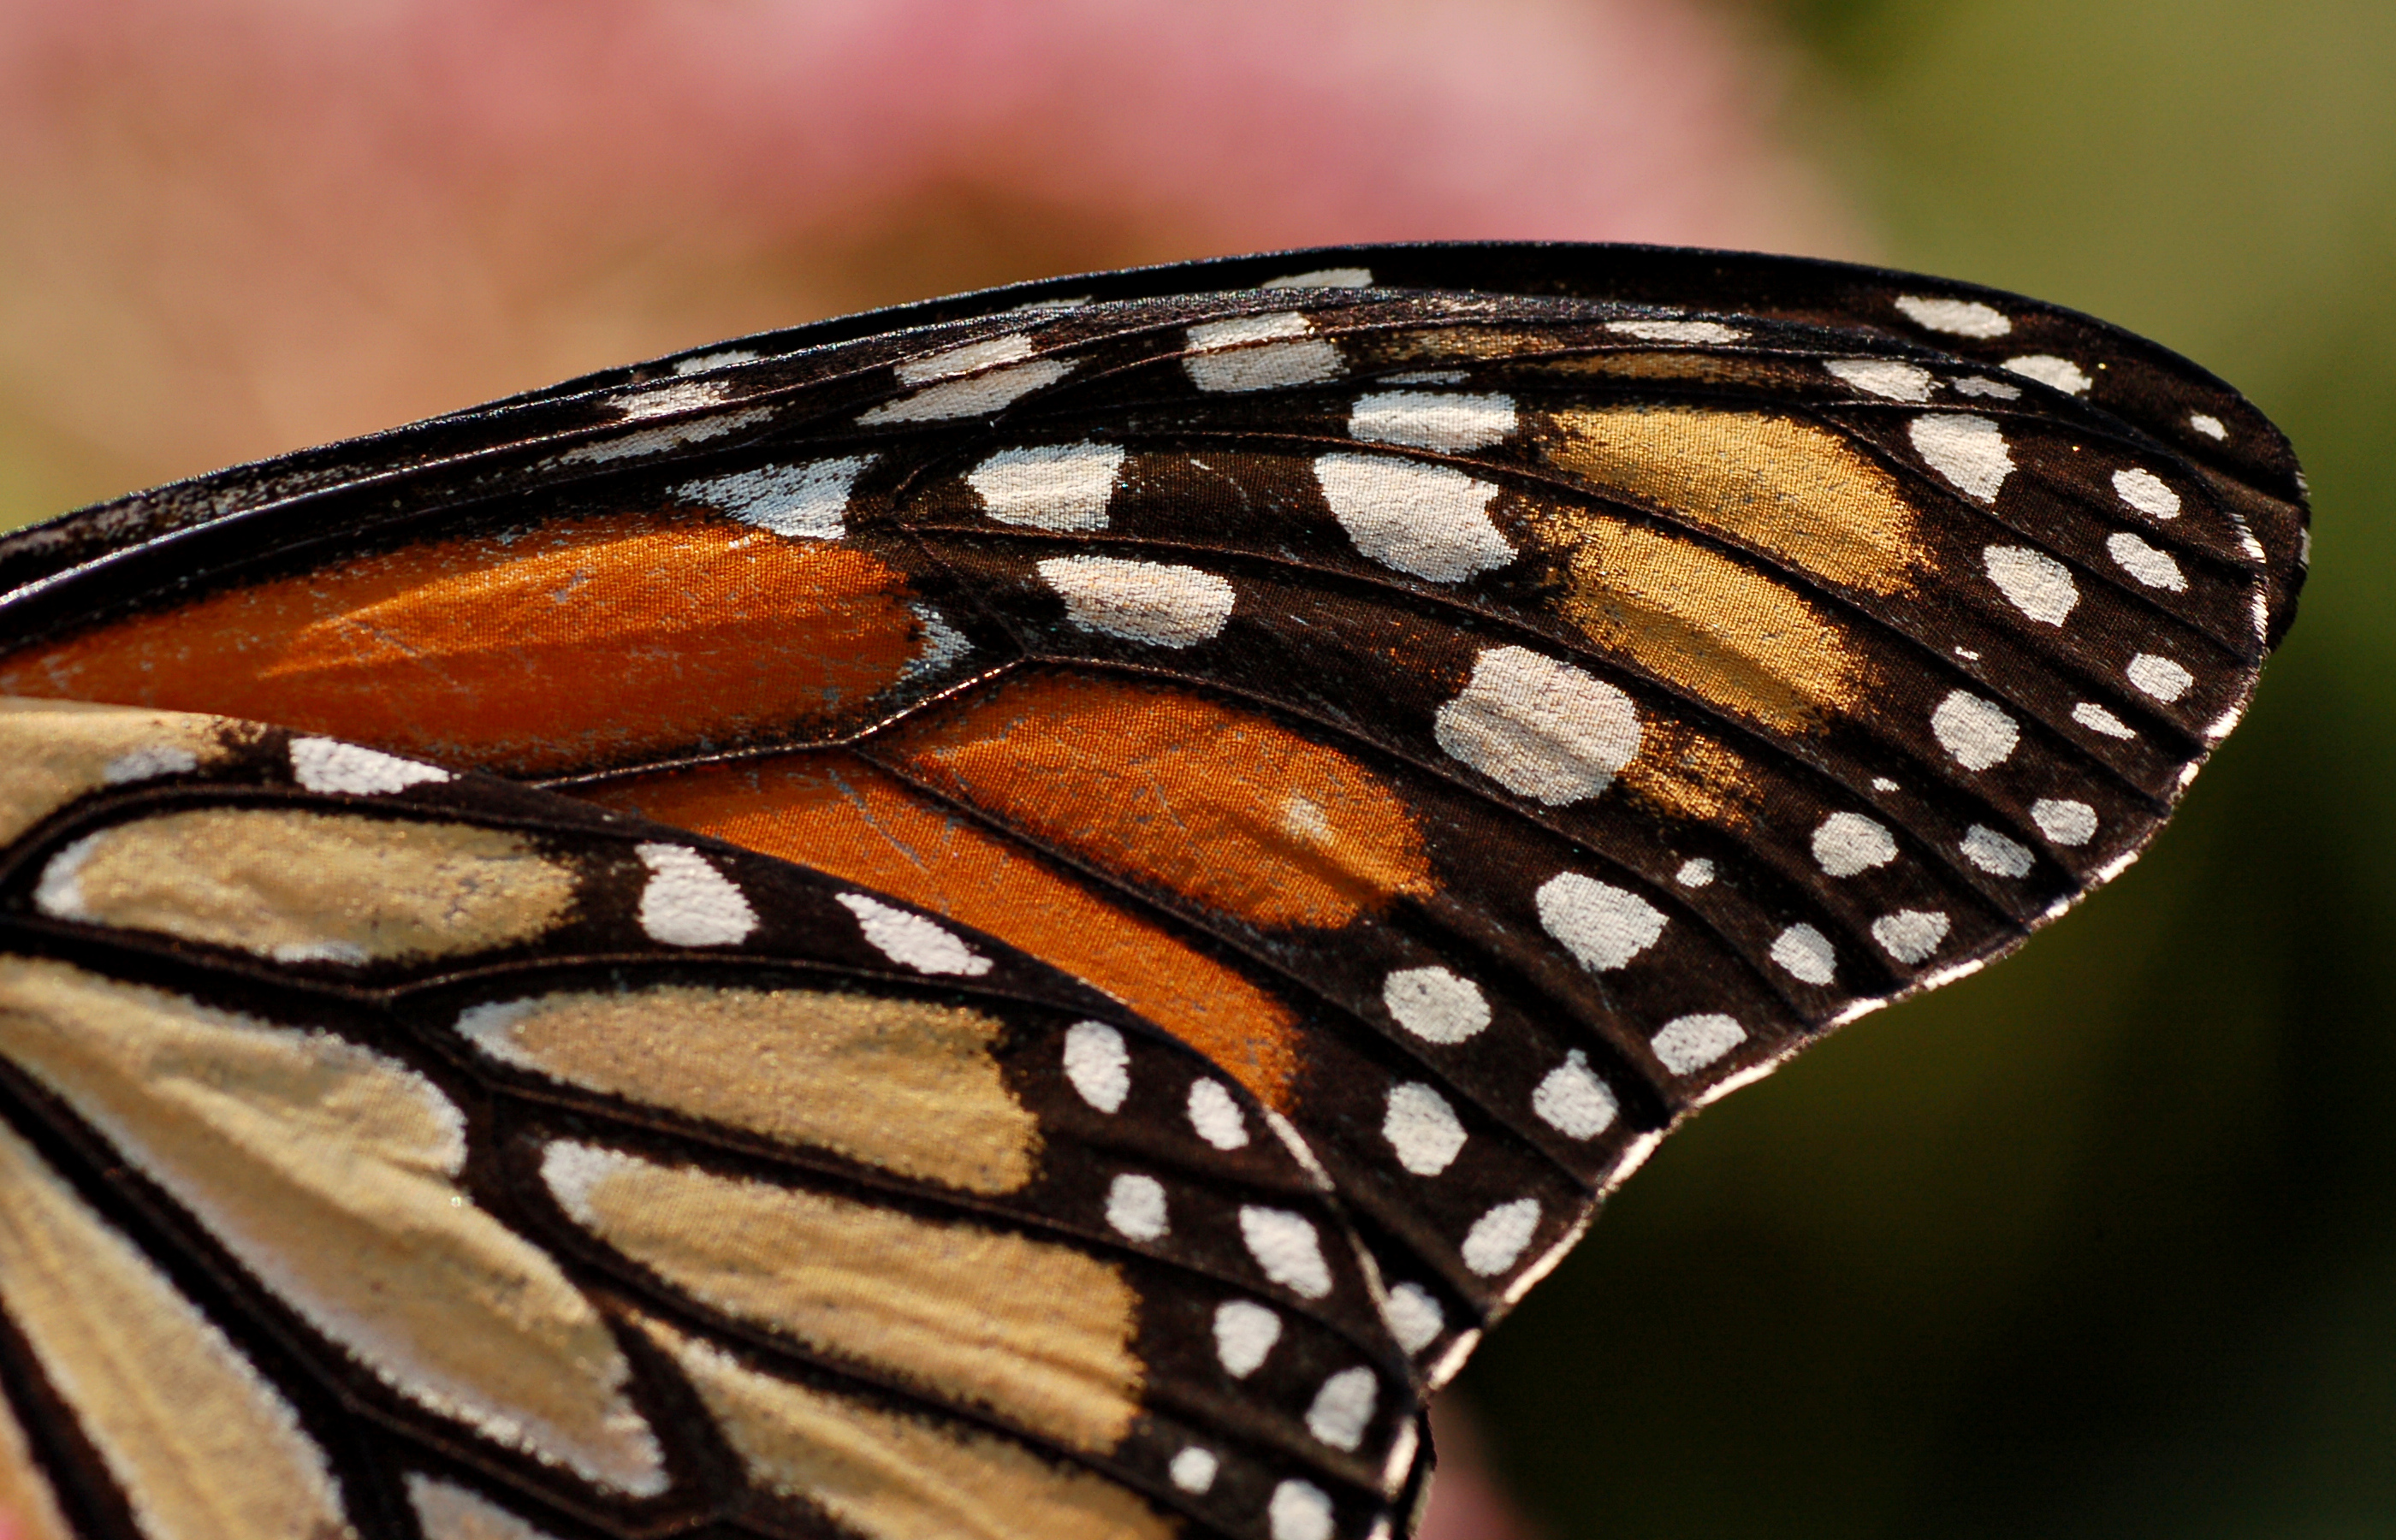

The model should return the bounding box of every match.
[887,672,1435,931]
[578,751,1305,1108]
[0,513,934,778]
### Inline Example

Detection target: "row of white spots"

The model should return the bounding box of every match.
[831,892,992,975]
[1381,966,1618,1141]
[1349,389,1517,453]
[679,456,874,540]
[290,737,451,796]
[859,333,1073,424]
[1433,646,1642,805]
[1827,358,2020,406]
[1037,556,1236,648]
[1183,312,1344,394]
[1314,454,1515,583]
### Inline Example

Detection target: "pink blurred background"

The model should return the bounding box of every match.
[0,4,1861,1535]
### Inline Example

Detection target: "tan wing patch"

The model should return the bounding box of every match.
[1537,406,1924,598]
[405,1475,564,1540]
[0,696,230,846]
[638,1317,1176,1540]
[34,808,577,964]
[549,1146,1140,1453]
[1522,502,1871,732]
[0,957,664,1495]
[892,672,1433,930]
[0,1383,73,1540]
[462,985,1041,1195]
[578,754,1305,1110]
[0,1114,356,1540]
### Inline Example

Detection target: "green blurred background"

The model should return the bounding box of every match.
[1462,2,2396,1534]
[1,2,2388,1535]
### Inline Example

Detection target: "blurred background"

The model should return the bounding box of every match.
[0,2,2388,1534]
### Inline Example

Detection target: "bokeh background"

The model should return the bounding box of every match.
[1,3,2389,1535]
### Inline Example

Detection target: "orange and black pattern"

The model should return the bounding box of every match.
[0,244,2306,1540]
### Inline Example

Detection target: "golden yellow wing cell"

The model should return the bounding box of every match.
[550,1145,1142,1454]
[579,752,1305,1108]
[461,985,1043,1195]
[0,512,933,777]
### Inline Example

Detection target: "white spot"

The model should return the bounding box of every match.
[1383,370,1468,385]
[2108,533,2188,591]
[102,743,199,784]
[1771,924,1837,985]
[2251,588,2271,638]
[1036,556,1234,648]
[635,845,756,947]
[1312,453,1515,583]
[1872,909,1950,964]
[896,334,1036,385]
[1812,812,1898,876]
[1932,690,2020,771]
[289,737,451,797]
[1960,824,2035,877]
[858,359,1072,424]
[1532,1050,1618,1138]
[1383,1083,1468,1176]
[2073,702,2138,738]
[1955,648,1981,660]
[1170,1447,1219,1495]
[1461,1198,1540,1276]
[1306,1368,1379,1452]
[1651,1013,1746,1074]
[2003,354,2092,394]
[1264,267,1373,288]
[1909,414,2014,503]
[2127,653,2196,702]
[1348,390,1518,453]
[31,832,98,919]
[1270,1480,1337,1540]
[607,380,727,420]
[673,347,762,375]
[1434,646,1641,804]
[1675,857,1715,888]
[1536,874,1666,972]
[555,406,771,466]
[679,456,874,540]
[1240,1208,1333,1299]
[2190,412,2228,441]
[1605,319,1744,344]
[1381,967,1491,1044]
[1184,313,1343,393]
[1385,1282,1445,1353]
[1188,1081,1250,1151]
[1894,295,2011,338]
[2207,702,2246,742]
[1000,295,1089,315]
[1983,545,2079,624]
[1873,777,1901,792]
[1106,1173,1169,1241]
[968,442,1125,531]
[1954,376,2022,400]
[1213,1300,1282,1377]
[899,603,970,683]
[1063,1022,1130,1113]
[1825,358,1936,401]
[833,892,990,975]
[268,939,370,966]
[2112,468,2182,519]
[2031,799,2099,846]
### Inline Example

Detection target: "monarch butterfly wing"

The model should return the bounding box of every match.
[0,699,1423,1540]
[0,249,2304,1506]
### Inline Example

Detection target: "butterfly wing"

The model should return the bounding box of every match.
[0,699,1423,1540]
[0,244,2306,1538]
